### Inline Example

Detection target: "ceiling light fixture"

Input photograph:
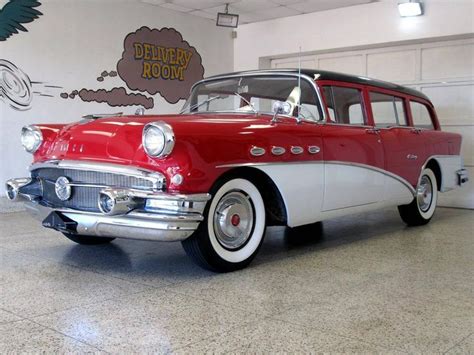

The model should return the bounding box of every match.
[398,0,423,17]
[216,3,239,28]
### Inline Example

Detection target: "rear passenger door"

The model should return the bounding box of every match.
[368,90,426,187]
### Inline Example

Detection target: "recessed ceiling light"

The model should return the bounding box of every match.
[398,1,423,17]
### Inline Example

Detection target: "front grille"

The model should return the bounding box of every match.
[33,168,155,212]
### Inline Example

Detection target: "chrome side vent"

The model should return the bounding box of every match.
[308,146,321,154]
[271,146,286,156]
[250,146,266,157]
[290,146,304,155]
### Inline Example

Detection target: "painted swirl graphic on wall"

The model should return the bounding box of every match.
[0,59,33,110]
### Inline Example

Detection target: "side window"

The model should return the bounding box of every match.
[369,92,407,127]
[410,101,434,129]
[323,86,366,125]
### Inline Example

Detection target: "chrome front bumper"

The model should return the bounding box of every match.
[6,177,210,242]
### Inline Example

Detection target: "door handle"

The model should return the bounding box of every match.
[365,128,380,135]
[407,154,418,160]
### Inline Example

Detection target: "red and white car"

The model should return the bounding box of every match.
[6,69,469,272]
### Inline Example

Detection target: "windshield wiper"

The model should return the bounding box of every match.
[233,92,257,115]
[180,95,222,114]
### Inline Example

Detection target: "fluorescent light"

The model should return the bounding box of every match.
[216,3,239,28]
[398,1,423,17]
[217,12,239,28]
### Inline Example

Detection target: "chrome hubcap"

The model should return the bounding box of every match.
[213,191,254,250]
[417,175,433,212]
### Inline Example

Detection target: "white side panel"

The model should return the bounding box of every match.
[433,156,463,192]
[383,175,415,205]
[256,163,324,227]
[323,164,385,211]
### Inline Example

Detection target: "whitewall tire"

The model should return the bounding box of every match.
[182,178,266,272]
[398,168,438,226]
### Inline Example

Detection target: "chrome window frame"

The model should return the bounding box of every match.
[184,72,327,123]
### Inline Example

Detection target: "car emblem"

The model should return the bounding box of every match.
[55,176,71,201]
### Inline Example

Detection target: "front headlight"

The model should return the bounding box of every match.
[21,125,43,153]
[142,121,175,158]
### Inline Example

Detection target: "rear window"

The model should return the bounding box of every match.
[410,101,434,129]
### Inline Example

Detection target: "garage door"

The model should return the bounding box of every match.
[271,38,474,209]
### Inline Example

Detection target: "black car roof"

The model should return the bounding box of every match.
[206,69,430,102]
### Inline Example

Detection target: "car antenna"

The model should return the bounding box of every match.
[297,45,302,123]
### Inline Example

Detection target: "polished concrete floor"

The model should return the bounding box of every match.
[0,207,472,353]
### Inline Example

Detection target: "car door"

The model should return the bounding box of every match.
[319,83,385,211]
[368,90,427,188]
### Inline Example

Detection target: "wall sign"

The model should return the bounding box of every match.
[117,26,204,104]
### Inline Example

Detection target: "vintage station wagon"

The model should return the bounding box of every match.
[6,69,469,272]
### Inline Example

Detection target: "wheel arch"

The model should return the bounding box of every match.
[424,159,442,192]
[212,167,288,226]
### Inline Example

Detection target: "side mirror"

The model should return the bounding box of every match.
[271,101,292,123]
[272,101,291,115]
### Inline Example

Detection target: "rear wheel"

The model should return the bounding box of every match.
[62,233,115,245]
[182,178,266,272]
[398,168,438,226]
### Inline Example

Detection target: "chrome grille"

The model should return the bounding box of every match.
[33,168,155,212]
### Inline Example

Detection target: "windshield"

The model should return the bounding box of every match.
[181,75,323,121]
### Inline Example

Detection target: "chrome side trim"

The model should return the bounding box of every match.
[30,160,166,190]
[216,160,416,195]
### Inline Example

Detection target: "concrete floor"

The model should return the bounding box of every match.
[0,207,472,353]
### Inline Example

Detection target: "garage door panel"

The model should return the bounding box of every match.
[318,55,365,76]
[421,84,474,125]
[367,50,417,82]
[274,59,317,69]
[421,44,474,80]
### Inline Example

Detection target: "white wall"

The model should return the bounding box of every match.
[234,0,474,71]
[0,0,233,201]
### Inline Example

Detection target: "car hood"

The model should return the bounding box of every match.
[38,113,281,165]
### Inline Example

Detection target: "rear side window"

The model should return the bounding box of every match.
[323,86,366,125]
[369,92,407,127]
[410,101,434,129]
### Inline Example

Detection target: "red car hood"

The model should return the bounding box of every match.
[37,113,279,166]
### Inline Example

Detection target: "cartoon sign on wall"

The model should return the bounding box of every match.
[61,26,205,109]
[0,0,42,41]
[118,26,205,104]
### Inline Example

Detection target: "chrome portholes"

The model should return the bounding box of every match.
[271,146,286,156]
[417,175,433,212]
[250,146,266,157]
[290,146,304,155]
[213,190,254,250]
[308,146,320,154]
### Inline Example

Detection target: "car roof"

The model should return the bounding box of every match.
[206,69,430,102]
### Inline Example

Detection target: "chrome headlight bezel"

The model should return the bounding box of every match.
[142,121,175,158]
[21,125,43,153]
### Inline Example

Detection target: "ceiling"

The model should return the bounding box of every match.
[141,0,376,25]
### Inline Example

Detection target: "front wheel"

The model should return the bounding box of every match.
[182,178,266,272]
[398,168,438,226]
